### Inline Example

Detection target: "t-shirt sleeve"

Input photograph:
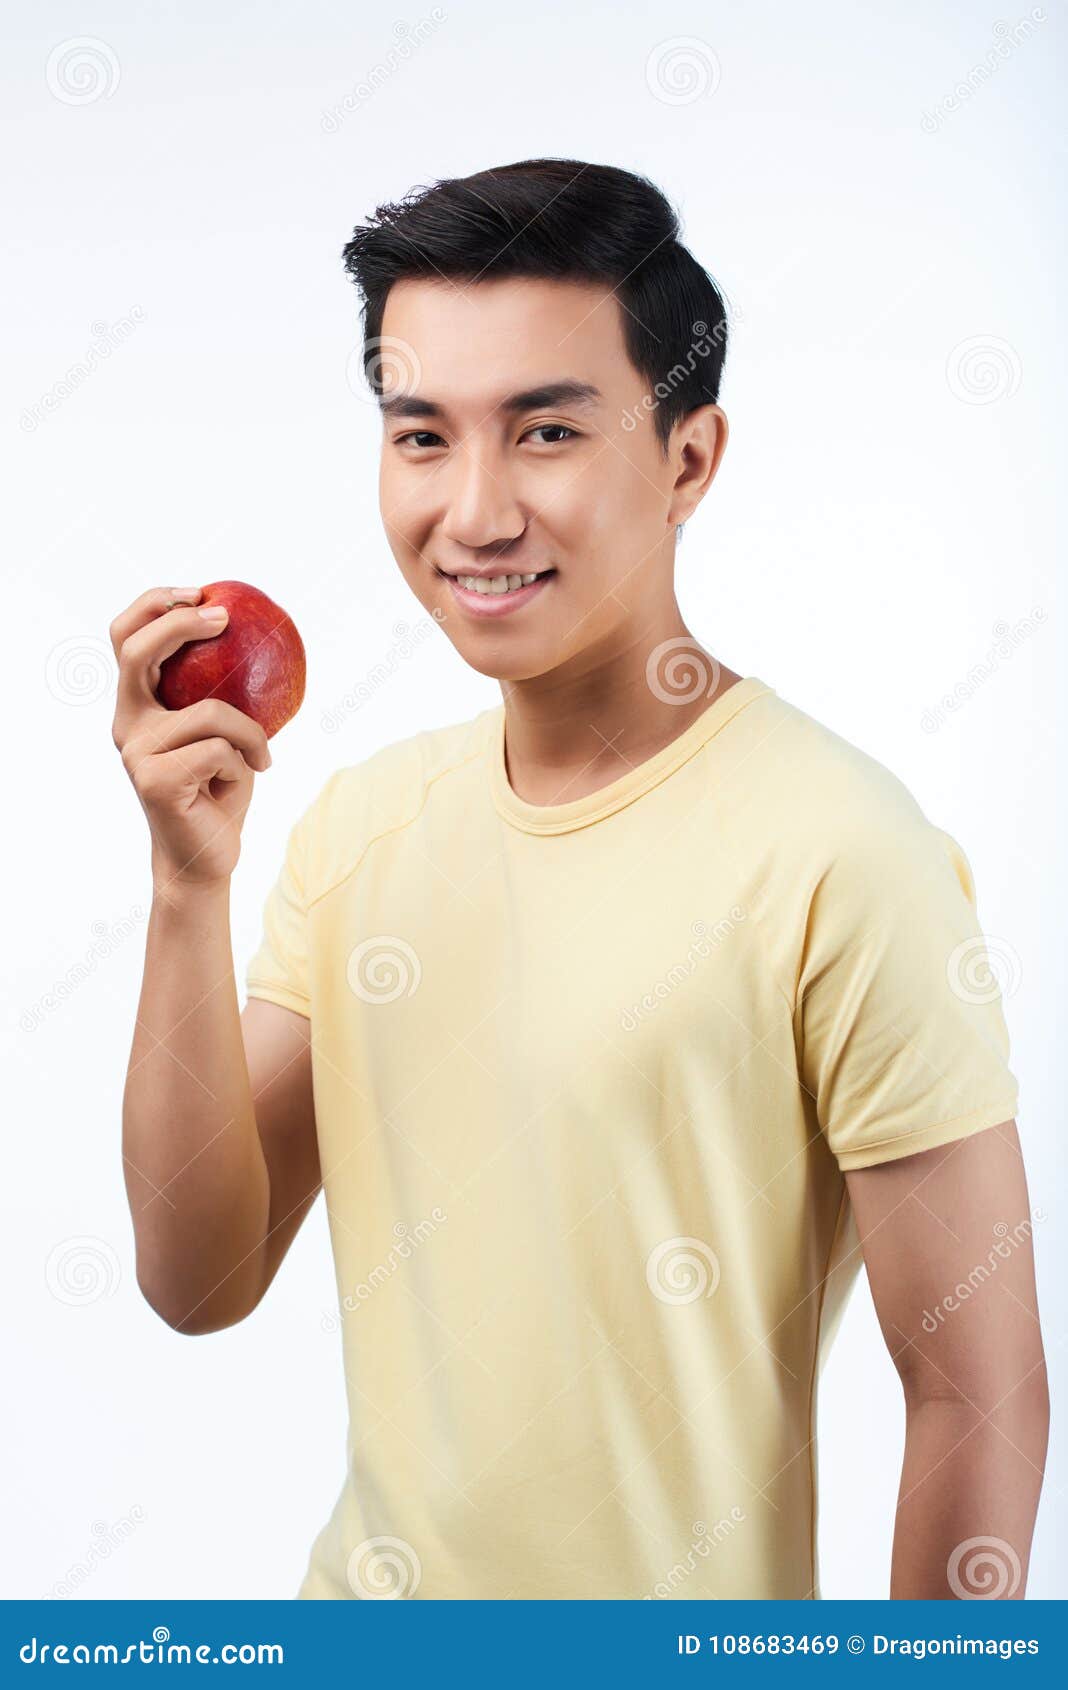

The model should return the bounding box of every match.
[796,815,1020,1171]
[244,796,318,1018]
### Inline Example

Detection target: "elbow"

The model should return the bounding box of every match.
[901,1346,1050,1439]
[1015,1362,1052,1452]
[136,1272,259,1337]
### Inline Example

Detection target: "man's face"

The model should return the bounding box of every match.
[376,276,716,682]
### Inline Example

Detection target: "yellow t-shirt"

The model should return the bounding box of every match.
[245,675,1019,1600]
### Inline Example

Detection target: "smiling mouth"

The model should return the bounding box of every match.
[435,566,557,596]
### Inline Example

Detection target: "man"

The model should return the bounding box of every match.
[112,158,1048,1600]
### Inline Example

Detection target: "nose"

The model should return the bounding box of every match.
[439,442,526,551]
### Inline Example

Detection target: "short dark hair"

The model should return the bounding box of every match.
[341,157,731,456]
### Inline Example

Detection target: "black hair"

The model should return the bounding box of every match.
[341,157,731,456]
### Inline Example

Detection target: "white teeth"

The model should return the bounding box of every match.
[454,571,544,594]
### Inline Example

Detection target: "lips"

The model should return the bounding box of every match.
[435,566,556,582]
[439,568,556,618]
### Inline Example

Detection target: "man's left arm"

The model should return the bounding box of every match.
[845,1120,1049,1599]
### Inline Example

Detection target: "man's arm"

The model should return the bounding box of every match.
[123,897,321,1336]
[241,995,322,1301]
[845,1121,1049,1599]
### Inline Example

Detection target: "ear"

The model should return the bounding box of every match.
[667,405,728,526]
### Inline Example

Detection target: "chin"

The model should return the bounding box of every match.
[449,642,560,684]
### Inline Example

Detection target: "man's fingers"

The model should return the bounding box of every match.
[122,698,271,774]
[108,586,203,660]
[133,737,249,798]
[115,601,229,719]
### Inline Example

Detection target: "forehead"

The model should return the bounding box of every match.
[379,276,630,398]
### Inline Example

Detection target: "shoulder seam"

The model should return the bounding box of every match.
[694,698,801,1022]
[305,729,491,913]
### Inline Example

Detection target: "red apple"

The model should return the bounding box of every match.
[157,580,306,739]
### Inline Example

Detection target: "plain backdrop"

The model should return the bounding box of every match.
[4,0,1062,1601]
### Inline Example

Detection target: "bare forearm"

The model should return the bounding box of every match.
[890,1383,1049,1598]
[122,875,269,1333]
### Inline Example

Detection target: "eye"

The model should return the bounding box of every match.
[394,431,446,450]
[523,423,577,445]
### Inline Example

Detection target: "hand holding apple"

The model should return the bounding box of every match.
[157,580,306,739]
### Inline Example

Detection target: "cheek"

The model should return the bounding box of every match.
[380,466,427,556]
[548,448,660,554]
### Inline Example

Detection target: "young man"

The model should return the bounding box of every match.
[113,158,1048,1601]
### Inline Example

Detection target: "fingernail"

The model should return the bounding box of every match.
[198,605,227,620]
[169,586,201,599]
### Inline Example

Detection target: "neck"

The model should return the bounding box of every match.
[498,602,743,807]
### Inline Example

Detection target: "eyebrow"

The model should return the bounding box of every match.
[379,379,603,422]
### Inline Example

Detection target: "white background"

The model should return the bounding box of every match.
[3,0,1062,1600]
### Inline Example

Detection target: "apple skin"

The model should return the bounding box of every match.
[157,580,306,739]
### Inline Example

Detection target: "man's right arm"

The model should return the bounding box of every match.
[110,584,320,1335]
[122,886,321,1335]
